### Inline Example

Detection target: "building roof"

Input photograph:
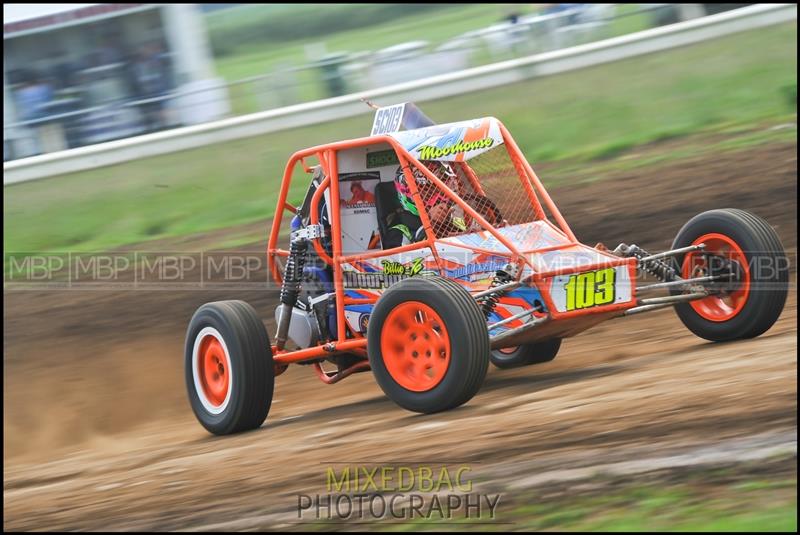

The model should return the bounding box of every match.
[4,4,154,39]
[4,4,99,24]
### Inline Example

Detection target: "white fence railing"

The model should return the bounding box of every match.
[3,3,796,185]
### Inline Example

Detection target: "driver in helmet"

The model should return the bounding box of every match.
[383,162,467,248]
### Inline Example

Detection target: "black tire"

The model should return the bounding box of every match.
[670,209,788,342]
[185,300,274,435]
[367,276,490,413]
[490,338,562,369]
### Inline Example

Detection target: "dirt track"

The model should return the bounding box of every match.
[3,141,797,530]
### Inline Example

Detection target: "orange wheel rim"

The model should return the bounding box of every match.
[497,346,519,355]
[380,301,451,392]
[198,334,230,407]
[682,233,750,322]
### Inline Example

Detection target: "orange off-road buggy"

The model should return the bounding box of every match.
[185,103,788,435]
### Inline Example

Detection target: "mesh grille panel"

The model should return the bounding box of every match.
[410,146,542,240]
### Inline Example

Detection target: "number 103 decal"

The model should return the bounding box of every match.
[549,264,632,313]
[563,268,616,311]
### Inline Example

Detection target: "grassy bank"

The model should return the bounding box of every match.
[370,458,798,532]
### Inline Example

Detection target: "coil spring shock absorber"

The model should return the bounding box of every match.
[478,264,516,319]
[616,244,679,282]
[275,237,308,350]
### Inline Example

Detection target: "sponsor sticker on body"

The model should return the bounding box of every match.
[417,137,494,160]
[371,104,406,136]
[342,254,435,290]
[390,117,504,162]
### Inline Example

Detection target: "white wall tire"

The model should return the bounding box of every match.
[191,327,233,415]
[185,301,274,435]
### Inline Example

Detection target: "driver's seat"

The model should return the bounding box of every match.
[374,181,404,248]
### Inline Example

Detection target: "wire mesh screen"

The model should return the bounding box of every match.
[411,145,542,240]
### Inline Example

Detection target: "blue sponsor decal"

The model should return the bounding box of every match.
[444,261,507,280]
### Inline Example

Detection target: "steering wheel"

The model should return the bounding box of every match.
[460,193,504,231]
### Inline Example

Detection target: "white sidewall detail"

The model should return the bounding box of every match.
[192,326,233,415]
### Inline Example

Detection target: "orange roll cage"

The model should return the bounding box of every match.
[266,120,636,366]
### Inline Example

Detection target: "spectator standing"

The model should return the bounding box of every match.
[130,42,172,132]
[15,73,53,122]
[14,73,53,155]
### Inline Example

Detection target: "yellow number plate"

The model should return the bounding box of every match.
[550,266,631,313]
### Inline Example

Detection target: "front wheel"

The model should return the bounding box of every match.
[368,276,489,413]
[185,300,274,435]
[670,209,788,342]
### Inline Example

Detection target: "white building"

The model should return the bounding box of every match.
[3,4,229,160]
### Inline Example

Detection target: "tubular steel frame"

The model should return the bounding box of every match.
[267,121,649,370]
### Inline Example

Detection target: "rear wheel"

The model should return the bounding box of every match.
[368,276,489,413]
[185,300,274,435]
[490,338,561,369]
[670,209,788,341]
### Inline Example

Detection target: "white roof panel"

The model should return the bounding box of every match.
[3,4,98,25]
[388,117,505,162]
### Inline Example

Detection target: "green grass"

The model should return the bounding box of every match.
[363,475,796,532]
[210,4,663,115]
[543,124,798,188]
[212,4,514,113]
[4,22,796,253]
[510,479,797,532]
[207,4,462,57]
[210,4,520,81]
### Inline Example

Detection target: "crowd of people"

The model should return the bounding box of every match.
[8,40,175,156]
